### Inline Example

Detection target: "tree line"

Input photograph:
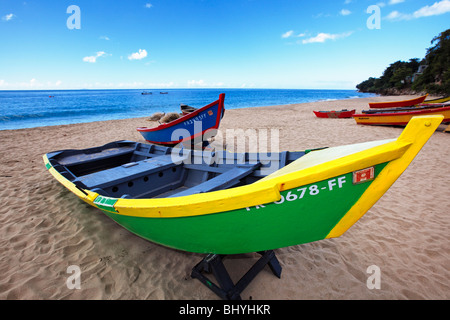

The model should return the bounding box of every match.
[357,29,450,95]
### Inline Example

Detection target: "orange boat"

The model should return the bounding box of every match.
[353,105,450,126]
[369,94,428,109]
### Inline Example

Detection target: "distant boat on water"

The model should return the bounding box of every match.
[141,92,152,95]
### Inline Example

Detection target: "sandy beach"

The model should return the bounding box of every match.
[0,95,448,300]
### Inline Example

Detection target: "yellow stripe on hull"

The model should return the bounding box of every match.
[44,116,443,225]
[425,96,450,104]
[326,115,443,238]
[45,140,411,219]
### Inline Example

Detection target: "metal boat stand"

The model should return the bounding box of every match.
[191,250,282,300]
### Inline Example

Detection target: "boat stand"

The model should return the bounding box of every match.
[444,123,450,133]
[191,250,282,300]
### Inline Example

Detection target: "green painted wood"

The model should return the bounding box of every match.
[100,163,388,254]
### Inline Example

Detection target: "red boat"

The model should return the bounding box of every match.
[369,94,428,109]
[313,109,356,119]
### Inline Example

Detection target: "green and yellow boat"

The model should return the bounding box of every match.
[43,115,443,254]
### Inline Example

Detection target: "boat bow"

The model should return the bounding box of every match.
[326,115,443,238]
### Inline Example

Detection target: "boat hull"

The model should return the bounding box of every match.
[99,164,385,253]
[44,116,443,254]
[369,94,428,109]
[137,93,225,145]
[314,110,356,118]
[353,106,450,126]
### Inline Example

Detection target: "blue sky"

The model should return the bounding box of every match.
[0,0,449,90]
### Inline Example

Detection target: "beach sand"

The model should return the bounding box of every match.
[0,95,448,300]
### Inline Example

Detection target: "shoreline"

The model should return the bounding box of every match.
[0,94,437,133]
[0,88,376,132]
[0,95,448,300]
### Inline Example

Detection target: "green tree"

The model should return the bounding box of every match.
[357,29,449,95]
[413,29,450,94]
[357,59,420,94]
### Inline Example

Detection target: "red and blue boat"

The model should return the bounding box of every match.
[137,93,225,146]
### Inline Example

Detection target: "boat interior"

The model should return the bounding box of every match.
[47,141,306,199]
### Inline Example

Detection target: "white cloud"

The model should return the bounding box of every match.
[282,30,294,38]
[83,51,107,63]
[147,81,175,88]
[99,36,110,40]
[386,0,450,20]
[0,79,67,90]
[413,0,450,18]
[128,49,148,60]
[312,12,332,19]
[340,9,351,16]
[145,3,153,8]
[302,31,352,44]
[282,30,306,39]
[188,79,206,87]
[83,56,97,63]
[2,13,15,21]
[377,0,404,9]
[303,33,335,44]
[389,0,404,4]
[17,78,44,89]
[187,80,224,88]
[385,10,404,20]
[116,81,145,88]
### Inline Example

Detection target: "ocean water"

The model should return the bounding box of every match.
[0,89,375,130]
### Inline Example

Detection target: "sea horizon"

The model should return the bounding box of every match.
[0,87,365,92]
[0,88,376,131]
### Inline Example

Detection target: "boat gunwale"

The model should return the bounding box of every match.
[353,105,450,118]
[314,109,356,113]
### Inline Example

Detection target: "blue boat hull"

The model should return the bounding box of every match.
[137,93,225,145]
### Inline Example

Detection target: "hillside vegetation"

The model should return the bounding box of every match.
[357,29,450,96]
